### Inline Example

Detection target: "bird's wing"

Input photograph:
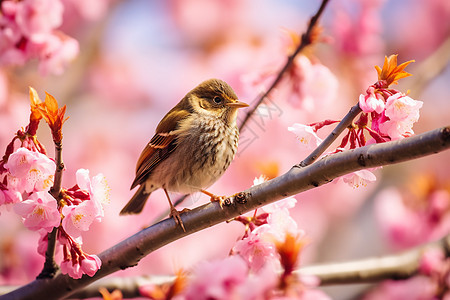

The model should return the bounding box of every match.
[131,108,191,189]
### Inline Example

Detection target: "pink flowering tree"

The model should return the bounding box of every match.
[1,0,450,299]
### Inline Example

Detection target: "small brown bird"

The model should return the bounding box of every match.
[120,79,248,230]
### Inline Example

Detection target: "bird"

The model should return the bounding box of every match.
[120,78,249,231]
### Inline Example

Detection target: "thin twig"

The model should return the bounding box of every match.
[37,141,64,279]
[239,0,330,130]
[3,126,450,300]
[298,103,362,167]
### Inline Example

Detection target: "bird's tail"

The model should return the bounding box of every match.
[120,185,151,215]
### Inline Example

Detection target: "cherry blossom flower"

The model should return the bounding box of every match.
[341,169,377,189]
[233,263,279,299]
[76,168,110,212]
[14,191,60,232]
[61,198,102,238]
[379,93,423,140]
[0,0,79,75]
[362,276,438,300]
[419,248,446,276]
[80,254,102,277]
[60,259,83,279]
[359,89,385,114]
[0,186,22,205]
[233,225,278,271]
[288,123,323,150]
[60,169,108,237]
[4,147,56,193]
[37,230,49,256]
[265,209,300,242]
[184,255,249,300]
[36,32,79,76]
[15,0,64,43]
[59,233,102,279]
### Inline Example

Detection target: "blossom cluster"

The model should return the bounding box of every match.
[0,0,79,75]
[0,88,108,279]
[139,176,329,300]
[289,55,423,188]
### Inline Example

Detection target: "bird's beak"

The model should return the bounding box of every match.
[226,100,249,108]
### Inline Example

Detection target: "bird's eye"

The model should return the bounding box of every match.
[213,96,223,105]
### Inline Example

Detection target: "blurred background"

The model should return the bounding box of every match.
[0,0,449,298]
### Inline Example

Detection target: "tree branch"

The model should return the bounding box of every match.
[2,126,449,299]
[37,141,64,279]
[298,234,450,285]
[3,233,449,298]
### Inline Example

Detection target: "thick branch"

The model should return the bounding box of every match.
[3,126,450,299]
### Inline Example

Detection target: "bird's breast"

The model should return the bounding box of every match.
[157,114,239,193]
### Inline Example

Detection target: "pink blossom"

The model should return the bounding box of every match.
[61,199,102,238]
[0,187,22,205]
[60,169,107,237]
[233,225,278,271]
[75,168,110,216]
[419,248,445,276]
[14,191,61,232]
[60,259,83,279]
[80,254,102,277]
[359,92,385,114]
[233,208,303,272]
[362,276,437,300]
[15,0,64,43]
[262,196,297,214]
[265,209,300,241]
[4,147,56,193]
[385,93,422,122]
[0,0,79,74]
[61,0,109,21]
[35,32,79,76]
[288,56,338,112]
[375,188,425,248]
[0,9,23,57]
[288,123,323,150]
[37,230,49,256]
[184,256,249,300]
[379,93,423,140]
[234,263,279,299]
[341,169,377,188]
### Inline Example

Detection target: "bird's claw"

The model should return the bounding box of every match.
[210,195,227,208]
[170,207,187,232]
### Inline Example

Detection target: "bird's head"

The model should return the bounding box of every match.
[188,78,248,125]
